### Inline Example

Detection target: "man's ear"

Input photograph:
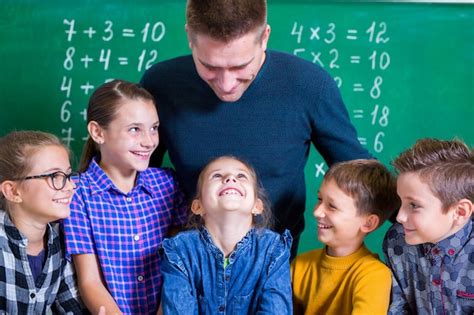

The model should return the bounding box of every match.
[185,24,194,50]
[87,121,105,145]
[261,24,271,50]
[453,198,473,223]
[361,214,379,233]
[191,199,203,215]
[251,198,264,215]
[1,180,22,203]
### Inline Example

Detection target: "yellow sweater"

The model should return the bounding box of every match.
[291,245,391,315]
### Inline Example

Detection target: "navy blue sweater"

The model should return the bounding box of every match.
[141,50,371,252]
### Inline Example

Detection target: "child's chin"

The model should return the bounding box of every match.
[404,237,422,245]
[53,208,71,221]
[135,164,150,171]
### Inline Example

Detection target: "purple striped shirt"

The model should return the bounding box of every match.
[63,159,188,314]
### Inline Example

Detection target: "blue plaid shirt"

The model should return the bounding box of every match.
[383,218,474,315]
[63,159,188,314]
[0,211,86,314]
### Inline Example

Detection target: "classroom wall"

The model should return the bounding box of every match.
[1,1,473,257]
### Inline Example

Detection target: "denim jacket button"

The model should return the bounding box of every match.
[218,305,225,312]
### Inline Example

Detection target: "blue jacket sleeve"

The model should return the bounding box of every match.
[257,230,293,314]
[160,239,198,315]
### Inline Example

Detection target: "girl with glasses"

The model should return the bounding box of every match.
[0,130,86,314]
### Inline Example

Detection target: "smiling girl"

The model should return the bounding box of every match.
[0,131,85,314]
[63,80,188,314]
[160,155,292,314]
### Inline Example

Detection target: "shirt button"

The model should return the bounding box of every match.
[133,235,140,241]
[137,275,144,282]
[218,305,225,312]
[225,275,230,281]
[126,197,132,202]
[30,292,36,299]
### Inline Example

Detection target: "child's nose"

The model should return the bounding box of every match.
[141,130,157,147]
[313,204,324,218]
[396,208,406,224]
[224,175,237,183]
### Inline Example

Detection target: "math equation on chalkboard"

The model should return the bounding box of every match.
[287,20,392,178]
[59,19,168,147]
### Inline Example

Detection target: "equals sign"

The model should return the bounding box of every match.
[350,56,361,64]
[346,29,358,40]
[353,83,364,92]
[122,29,135,37]
[353,109,364,119]
[358,137,367,145]
[118,57,129,65]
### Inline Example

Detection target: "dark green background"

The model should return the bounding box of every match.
[1,1,473,257]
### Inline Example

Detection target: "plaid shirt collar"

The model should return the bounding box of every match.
[2,211,56,249]
[87,157,155,197]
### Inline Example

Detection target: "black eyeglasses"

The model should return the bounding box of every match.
[13,171,80,191]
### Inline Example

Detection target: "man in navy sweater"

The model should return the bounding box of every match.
[141,0,371,258]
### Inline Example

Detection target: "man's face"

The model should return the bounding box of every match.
[187,26,270,102]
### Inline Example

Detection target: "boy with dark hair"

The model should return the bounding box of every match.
[292,159,399,314]
[383,138,474,314]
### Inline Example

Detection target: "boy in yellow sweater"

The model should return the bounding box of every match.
[291,159,400,315]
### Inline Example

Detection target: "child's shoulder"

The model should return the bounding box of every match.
[255,228,292,248]
[252,229,292,264]
[141,167,178,185]
[359,247,389,269]
[293,248,325,264]
[160,229,202,261]
[162,229,200,249]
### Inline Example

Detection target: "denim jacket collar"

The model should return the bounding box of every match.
[199,226,254,263]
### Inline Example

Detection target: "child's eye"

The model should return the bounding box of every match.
[211,173,222,179]
[328,203,337,210]
[129,127,139,133]
[409,202,420,210]
[237,173,248,179]
[150,125,159,132]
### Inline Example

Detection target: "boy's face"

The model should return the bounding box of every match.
[396,172,457,245]
[313,179,368,256]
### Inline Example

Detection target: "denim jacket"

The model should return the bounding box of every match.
[160,227,292,314]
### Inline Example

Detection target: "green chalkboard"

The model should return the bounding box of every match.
[1,1,473,258]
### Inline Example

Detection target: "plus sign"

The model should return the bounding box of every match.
[83,26,96,38]
[79,108,87,121]
[81,55,94,69]
[80,82,95,95]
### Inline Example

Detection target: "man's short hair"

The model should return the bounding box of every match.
[324,159,400,227]
[186,0,267,42]
[393,138,474,211]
